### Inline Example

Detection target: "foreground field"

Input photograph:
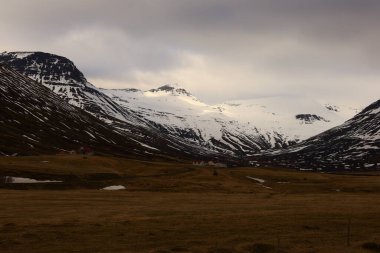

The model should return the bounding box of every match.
[0,155,380,253]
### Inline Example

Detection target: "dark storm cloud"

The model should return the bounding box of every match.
[1,0,379,105]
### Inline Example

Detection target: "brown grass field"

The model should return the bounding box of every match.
[0,155,380,253]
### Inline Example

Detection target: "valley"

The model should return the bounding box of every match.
[1,2,380,253]
[1,155,380,253]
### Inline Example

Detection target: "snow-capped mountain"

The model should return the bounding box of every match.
[0,51,134,123]
[0,51,358,156]
[102,85,358,154]
[0,63,139,156]
[0,53,221,158]
[256,99,380,171]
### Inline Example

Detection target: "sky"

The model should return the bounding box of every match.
[1,0,379,106]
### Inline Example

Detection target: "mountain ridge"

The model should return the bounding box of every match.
[0,62,225,160]
[0,51,362,156]
[0,62,138,156]
[254,99,380,171]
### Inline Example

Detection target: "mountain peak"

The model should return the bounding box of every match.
[0,51,87,87]
[0,51,133,122]
[157,84,177,91]
[148,84,192,96]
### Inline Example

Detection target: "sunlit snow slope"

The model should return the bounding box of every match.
[102,85,358,154]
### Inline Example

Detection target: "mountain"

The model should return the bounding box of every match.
[0,51,358,156]
[0,63,140,156]
[102,86,358,154]
[254,99,380,171]
[0,51,135,123]
[0,63,223,160]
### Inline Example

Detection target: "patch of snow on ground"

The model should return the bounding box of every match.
[102,185,126,190]
[246,176,272,189]
[246,176,266,183]
[3,176,62,183]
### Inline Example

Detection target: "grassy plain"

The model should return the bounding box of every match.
[0,155,380,253]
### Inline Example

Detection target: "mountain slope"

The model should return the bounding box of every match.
[0,52,231,157]
[102,86,357,154]
[0,51,135,123]
[255,99,380,171]
[0,62,222,160]
[0,63,142,156]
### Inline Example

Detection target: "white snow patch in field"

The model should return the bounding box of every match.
[246,176,265,183]
[102,185,126,190]
[246,176,272,189]
[4,176,62,183]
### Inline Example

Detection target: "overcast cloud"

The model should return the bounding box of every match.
[1,0,379,106]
